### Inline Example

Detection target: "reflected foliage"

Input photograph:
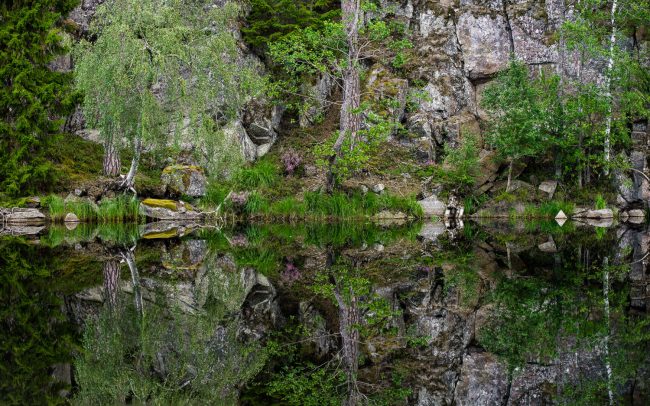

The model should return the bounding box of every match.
[74,275,266,404]
[0,239,75,405]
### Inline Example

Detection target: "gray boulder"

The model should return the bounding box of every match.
[2,208,46,225]
[139,199,203,221]
[418,222,447,242]
[372,183,385,194]
[418,195,447,218]
[161,165,207,198]
[65,213,80,223]
[538,236,557,253]
[538,180,558,199]
[573,209,614,219]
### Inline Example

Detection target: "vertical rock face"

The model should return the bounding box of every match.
[453,351,509,406]
[456,12,511,80]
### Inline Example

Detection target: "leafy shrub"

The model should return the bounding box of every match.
[441,132,480,193]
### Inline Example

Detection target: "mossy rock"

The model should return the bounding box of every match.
[143,228,180,240]
[141,198,179,211]
[161,165,207,198]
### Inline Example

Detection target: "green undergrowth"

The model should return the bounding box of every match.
[200,157,423,220]
[517,201,575,220]
[43,195,142,224]
[233,160,280,190]
[240,191,423,220]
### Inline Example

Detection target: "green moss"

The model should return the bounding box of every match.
[143,229,179,239]
[141,198,178,211]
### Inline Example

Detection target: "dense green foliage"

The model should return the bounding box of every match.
[242,0,339,53]
[75,286,266,404]
[0,239,76,405]
[482,2,650,189]
[482,61,547,168]
[238,190,423,219]
[0,0,78,197]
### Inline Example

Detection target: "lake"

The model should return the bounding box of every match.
[1,220,648,405]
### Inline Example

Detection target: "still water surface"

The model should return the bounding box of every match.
[1,220,649,405]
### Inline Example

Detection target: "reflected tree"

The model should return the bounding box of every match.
[102,259,121,310]
[75,246,267,404]
[263,246,405,405]
[478,231,650,404]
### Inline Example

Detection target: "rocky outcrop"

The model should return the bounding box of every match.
[242,97,283,158]
[453,351,509,406]
[299,74,335,127]
[364,65,409,133]
[161,165,207,198]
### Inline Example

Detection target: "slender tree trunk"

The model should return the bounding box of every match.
[103,259,121,310]
[554,0,566,181]
[103,138,121,177]
[604,0,618,174]
[602,257,614,406]
[121,247,143,317]
[333,279,361,406]
[578,134,584,188]
[506,158,513,192]
[326,0,361,193]
[122,136,142,192]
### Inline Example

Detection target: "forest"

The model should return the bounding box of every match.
[1,0,647,221]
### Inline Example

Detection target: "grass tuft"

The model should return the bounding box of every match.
[43,194,141,223]
[233,161,279,189]
[98,195,141,223]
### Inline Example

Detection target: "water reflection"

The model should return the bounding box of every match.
[0,220,648,404]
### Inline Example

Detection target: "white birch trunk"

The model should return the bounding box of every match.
[602,257,614,405]
[604,0,618,174]
[122,136,142,194]
[122,247,143,318]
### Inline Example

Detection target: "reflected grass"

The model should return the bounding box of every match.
[41,223,141,247]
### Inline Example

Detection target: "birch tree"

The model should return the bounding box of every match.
[75,0,261,191]
[603,0,618,173]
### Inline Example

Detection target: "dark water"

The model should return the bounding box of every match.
[1,220,649,405]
